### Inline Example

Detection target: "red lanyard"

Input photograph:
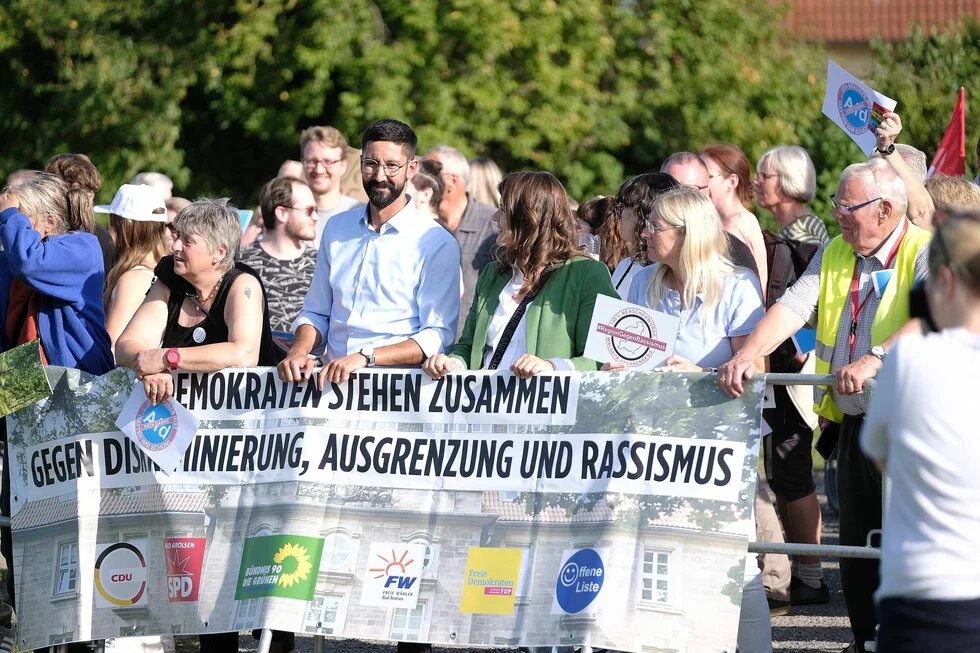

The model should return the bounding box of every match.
[847,221,908,358]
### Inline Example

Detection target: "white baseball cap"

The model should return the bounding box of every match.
[94,184,168,222]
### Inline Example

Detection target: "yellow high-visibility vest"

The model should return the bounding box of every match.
[813,222,931,422]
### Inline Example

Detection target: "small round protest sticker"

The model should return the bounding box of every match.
[135,400,179,451]
[837,82,871,135]
[599,307,667,367]
[555,548,605,614]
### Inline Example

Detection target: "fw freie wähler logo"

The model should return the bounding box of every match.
[235,534,324,600]
[361,542,426,608]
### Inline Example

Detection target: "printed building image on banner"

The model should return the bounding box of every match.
[361,542,426,608]
[460,547,523,614]
[6,366,763,652]
[236,534,324,601]
[165,537,206,602]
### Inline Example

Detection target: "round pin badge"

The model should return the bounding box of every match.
[192,327,206,343]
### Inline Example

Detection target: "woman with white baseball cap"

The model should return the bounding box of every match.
[95,183,169,350]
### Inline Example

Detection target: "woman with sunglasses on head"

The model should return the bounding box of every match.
[612,186,771,652]
[422,171,617,379]
[861,214,980,653]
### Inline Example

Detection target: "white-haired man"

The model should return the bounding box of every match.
[423,145,496,328]
[719,157,932,653]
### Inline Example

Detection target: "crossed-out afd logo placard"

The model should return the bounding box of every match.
[551,548,608,615]
[360,542,426,608]
[235,534,324,601]
[94,541,148,608]
[165,537,206,602]
[459,547,523,614]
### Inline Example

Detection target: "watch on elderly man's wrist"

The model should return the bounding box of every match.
[876,143,896,156]
[869,345,887,362]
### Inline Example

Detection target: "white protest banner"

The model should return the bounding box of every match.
[8,366,764,653]
[584,294,680,369]
[115,381,200,475]
[822,59,897,156]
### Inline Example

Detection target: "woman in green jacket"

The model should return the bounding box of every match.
[423,171,617,379]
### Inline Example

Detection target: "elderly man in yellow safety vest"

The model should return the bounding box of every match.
[717,155,931,652]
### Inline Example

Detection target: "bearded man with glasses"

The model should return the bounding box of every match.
[718,157,932,653]
[279,119,460,390]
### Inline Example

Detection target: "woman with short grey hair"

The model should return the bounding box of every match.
[754,145,829,245]
[116,198,281,404]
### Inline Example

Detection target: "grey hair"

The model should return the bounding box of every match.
[8,171,69,234]
[757,145,816,203]
[869,144,928,182]
[660,152,707,174]
[171,198,242,271]
[426,145,470,184]
[839,158,908,218]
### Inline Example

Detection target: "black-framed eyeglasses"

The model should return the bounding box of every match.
[303,158,344,170]
[830,194,882,216]
[283,205,317,217]
[361,158,409,176]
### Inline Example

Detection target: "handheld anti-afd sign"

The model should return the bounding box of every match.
[551,548,607,615]
[115,381,200,475]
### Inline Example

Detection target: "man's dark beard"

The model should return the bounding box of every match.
[364,179,402,209]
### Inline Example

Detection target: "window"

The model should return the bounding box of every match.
[233,598,262,629]
[120,626,146,637]
[389,602,426,641]
[49,632,74,645]
[305,594,343,634]
[54,541,78,595]
[409,538,438,573]
[321,532,354,571]
[515,545,534,599]
[641,551,671,603]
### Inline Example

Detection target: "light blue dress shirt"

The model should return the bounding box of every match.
[626,265,764,368]
[292,199,461,361]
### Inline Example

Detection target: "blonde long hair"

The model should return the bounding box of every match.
[645,187,734,313]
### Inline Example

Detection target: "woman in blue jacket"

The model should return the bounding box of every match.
[0,171,112,374]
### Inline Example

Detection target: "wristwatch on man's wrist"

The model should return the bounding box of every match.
[359,346,376,367]
[876,143,896,156]
[869,345,887,362]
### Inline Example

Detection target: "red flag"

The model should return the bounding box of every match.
[928,87,966,177]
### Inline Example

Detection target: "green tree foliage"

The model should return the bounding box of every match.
[0,0,961,216]
[869,19,980,178]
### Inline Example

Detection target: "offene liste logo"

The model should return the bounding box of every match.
[94,542,147,607]
[135,400,178,451]
[555,548,604,614]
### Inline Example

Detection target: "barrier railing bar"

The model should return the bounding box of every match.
[748,542,880,559]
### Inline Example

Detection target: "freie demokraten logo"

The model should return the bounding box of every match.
[134,400,179,452]
[370,548,419,593]
[598,307,667,366]
[836,82,871,135]
[555,548,605,614]
[95,543,147,607]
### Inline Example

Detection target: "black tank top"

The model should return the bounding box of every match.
[154,256,283,365]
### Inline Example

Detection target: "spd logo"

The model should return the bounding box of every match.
[135,400,179,451]
[94,542,148,608]
[165,537,206,602]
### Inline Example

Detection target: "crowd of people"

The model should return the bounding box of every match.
[1,108,978,653]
